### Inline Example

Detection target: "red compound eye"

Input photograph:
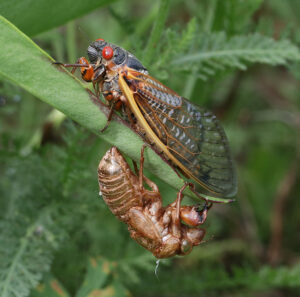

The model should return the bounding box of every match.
[96,38,104,41]
[102,46,114,60]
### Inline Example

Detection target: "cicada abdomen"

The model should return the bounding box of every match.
[98,146,208,259]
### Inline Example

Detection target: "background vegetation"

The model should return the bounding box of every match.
[0,0,300,296]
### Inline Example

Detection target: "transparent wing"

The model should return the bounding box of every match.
[123,70,237,197]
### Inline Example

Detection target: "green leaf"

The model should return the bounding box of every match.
[0,0,116,36]
[96,281,130,297]
[83,281,129,297]
[76,258,131,297]
[32,275,70,297]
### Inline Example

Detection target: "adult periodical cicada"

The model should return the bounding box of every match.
[56,39,237,198]
[98,146,208,258]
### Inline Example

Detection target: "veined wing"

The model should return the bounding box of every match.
[120,70,237,197]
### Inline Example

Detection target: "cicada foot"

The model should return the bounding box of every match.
[196,202,213,224]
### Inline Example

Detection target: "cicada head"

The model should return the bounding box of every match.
[87,39,148,76]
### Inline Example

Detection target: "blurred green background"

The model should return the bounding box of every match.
[0,0,300,296]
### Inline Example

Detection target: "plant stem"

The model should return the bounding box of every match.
[183,0,216,99]
[143,0,170,66]
[66,21,76,63]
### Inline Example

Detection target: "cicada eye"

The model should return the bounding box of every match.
[102,46,114,60]
[96,38,105,41]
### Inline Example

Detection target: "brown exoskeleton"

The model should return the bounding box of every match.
[98,146,211,258]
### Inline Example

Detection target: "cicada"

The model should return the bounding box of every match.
[98,146,208,258]
[56,39,237,198]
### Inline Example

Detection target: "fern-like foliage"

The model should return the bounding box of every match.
[0,122,158,297]
[0,124,91,297]
[230,265,300,289]
[0,218,59,297]
[152,29,300,81]
[173,32,300,78]
[0,151,67,297]
[137,263,300,296]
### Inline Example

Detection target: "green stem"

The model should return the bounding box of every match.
[183,0,216,99]
[204,0,216,33]
[143,0,170,66]
[66,21,77,63]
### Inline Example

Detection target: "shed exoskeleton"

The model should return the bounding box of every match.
[98,146,210,258]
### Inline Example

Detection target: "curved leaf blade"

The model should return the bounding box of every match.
[0,0,117,36]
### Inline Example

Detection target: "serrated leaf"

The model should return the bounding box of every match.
[0,220,58,297]
[172,32,300,79]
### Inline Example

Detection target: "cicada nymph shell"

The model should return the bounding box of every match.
[98,146,209,258]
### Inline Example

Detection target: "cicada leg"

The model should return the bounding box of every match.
[100,102,116,133]
[132,145,160,201]
[165,183,190,239]
[174,183,190,224]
